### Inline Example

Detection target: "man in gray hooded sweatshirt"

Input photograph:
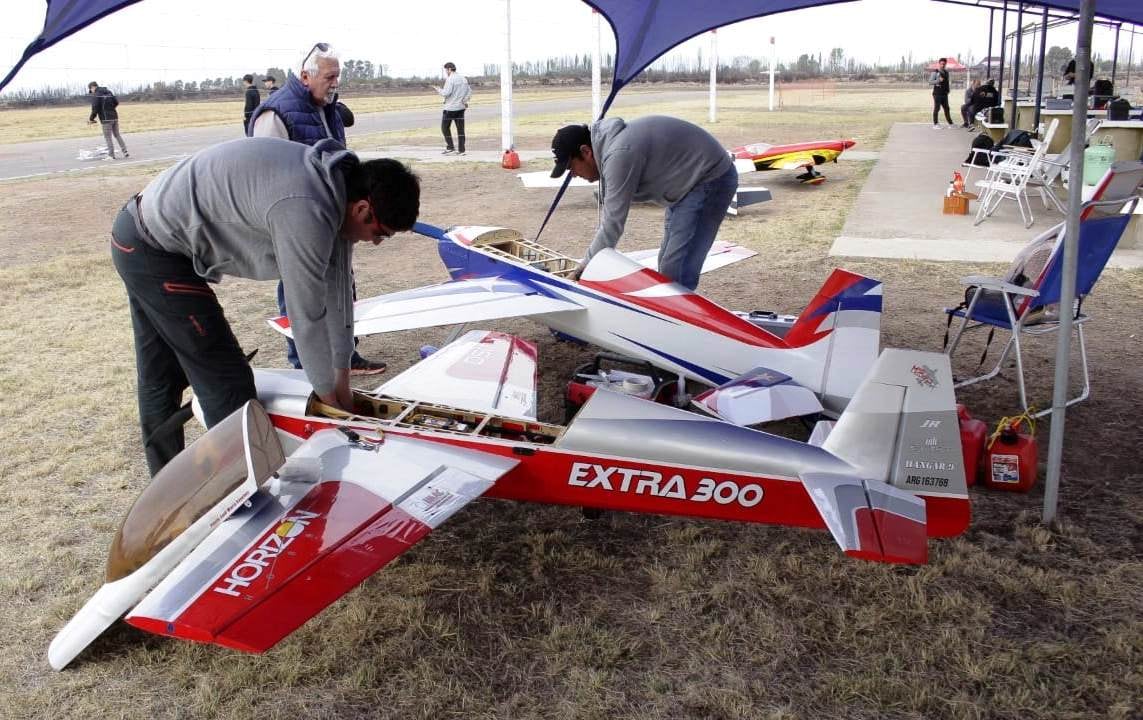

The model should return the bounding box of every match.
[111,137,420,475]
[550,116,737,290]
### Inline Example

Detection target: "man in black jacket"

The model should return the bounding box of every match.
[87,81,129,159]
[929,58,954,129]
[242,74,260,131]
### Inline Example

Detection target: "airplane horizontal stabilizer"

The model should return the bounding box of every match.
[376,329,539,420]
[125,431,516,654]
[800,472,928,564]
[691,367,823,425]
[823,349,970,538]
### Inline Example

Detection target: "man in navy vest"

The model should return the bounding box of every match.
[249,43,387,375]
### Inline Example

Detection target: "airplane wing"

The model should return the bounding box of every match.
[799,471,928,564]
[518,170,595,188]
[124,429,517,654]
[376,329,539,420]
[268,277,584,339]
[622,240,757,275]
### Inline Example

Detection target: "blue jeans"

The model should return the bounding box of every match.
[278,279,365,369]
[659,163,738,290]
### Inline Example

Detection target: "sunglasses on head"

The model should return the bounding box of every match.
[301,42,331,71]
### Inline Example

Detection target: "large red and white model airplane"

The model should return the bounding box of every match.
[49,330,969,670]
[270,223,883,426]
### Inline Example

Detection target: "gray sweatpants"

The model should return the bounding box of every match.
[101,120,128,158]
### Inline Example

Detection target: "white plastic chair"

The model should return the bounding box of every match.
[973,119,1059,227]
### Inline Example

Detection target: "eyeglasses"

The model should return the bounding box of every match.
[301,42,331,72]
[366,199,395,240]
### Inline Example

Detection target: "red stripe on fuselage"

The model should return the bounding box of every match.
[580,272,787,349]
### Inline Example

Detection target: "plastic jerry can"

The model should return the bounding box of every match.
[1083,139,1115,185]
[501,149,521,169]
[957,404,987,487]
[983,421,1038,492]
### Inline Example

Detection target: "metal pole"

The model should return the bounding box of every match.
[500,0,513,152]
[769,36,776,111]
[1044,0,1095,526]
[709,30,717,123]
[1010,3,1024,130]
[998,2,1008,100]
[1111,24,1120,89]
[1126,26,1134,90]
[591,9,602,121]
[987,9,995,79]
[1033,5,1048,131]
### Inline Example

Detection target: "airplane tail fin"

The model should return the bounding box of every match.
[821,349,970,538]
[796,350,969,565]
[783,269,882,412]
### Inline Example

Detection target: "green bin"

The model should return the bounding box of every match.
[1083,139,1115,185]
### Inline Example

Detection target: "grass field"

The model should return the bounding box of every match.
[0,86,1140,720]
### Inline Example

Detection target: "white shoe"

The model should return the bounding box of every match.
[933,124,941,130]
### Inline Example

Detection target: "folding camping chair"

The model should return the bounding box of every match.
[973,119,1059,228]
[1027,118,1103,214]
[945,162,1142,417]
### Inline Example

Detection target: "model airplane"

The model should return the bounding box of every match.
[48,329,969,670]
[731,139,857,185]
[269,223,883,425]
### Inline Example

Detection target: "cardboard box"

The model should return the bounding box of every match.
[943,193,970,215]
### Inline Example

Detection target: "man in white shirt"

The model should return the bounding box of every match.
[434,62,472,155]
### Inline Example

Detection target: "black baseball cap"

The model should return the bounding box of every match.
[550,124,591,178]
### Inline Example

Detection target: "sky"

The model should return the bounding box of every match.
[1,0,1137,95]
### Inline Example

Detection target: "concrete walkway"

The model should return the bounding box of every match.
[829,122,1143,269]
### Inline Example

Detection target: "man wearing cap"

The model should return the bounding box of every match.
[551,116,737,290]
[110,137,420,475]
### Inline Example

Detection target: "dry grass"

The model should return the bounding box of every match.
[0,86,1140,720]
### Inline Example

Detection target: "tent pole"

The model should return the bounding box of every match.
[987,9,995,79]
[1010,2,1024,130]
[999,2,1008,105]
[1111,23,1120,88]
[592,10,602,121]
[1044,0,1095,526]
[709,30,717,123]
[1033,5,1048,131]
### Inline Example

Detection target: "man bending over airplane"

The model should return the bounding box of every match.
[111,137,420,475]
[550,116,738,290]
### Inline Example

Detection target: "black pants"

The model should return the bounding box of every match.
[111,202,256,476]
[933,94,952,125]
[441,109,465,152]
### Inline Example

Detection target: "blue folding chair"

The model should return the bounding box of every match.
[945,199,1136,417]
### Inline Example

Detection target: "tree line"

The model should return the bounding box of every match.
[2,46,1131,108]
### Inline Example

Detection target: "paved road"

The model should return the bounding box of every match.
[0,90,709,181]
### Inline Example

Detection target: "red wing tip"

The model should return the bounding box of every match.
[271,316,290,329]
[844,547,928,565]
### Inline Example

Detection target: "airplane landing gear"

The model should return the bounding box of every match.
[796,167,826,185]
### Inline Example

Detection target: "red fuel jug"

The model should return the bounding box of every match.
[983,415,1038,492]
[501,149,521,169]
[957,404,987,487]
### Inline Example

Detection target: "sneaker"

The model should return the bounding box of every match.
[933,124,941,130]
[442,149,456,155]
[123,151,130,158]
[457,150,466,156]
[349,356,387,376]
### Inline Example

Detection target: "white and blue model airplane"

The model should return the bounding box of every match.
[269,222,883,425]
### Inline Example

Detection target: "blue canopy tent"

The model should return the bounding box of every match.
[3,0,1142,524]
